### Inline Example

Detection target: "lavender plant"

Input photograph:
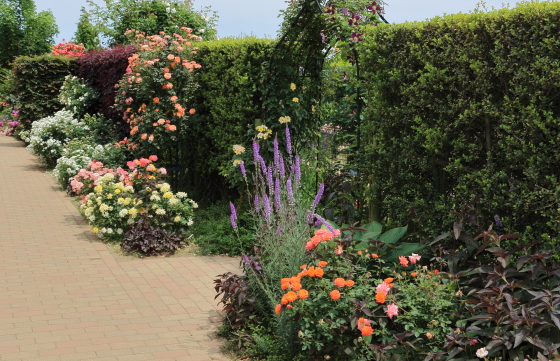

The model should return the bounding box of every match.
[230,124,332,312]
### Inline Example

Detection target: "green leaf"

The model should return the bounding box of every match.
[379,225,408,244]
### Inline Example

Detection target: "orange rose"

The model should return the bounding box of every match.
[318,261,328,267]
[375,292,387,304]
[434,270,440,274]
[334,278,345,287]
[164,72,172,79]
[153,97,159,103]
[345,280,355,287]
[298,289,309,299]
[410,272,418,277]
[285,291,297,303]
[330,290,341,301]
[371,253,379,258]
[189,108,196,115]
[170,95,178,102]
[361,325,374,336]
[141,133,147,140]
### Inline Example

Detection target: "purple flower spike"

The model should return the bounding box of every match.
[254,194,260,212]
[252,141,260,163]
[263,194,272,223]
[285,127,292,156]
[286,179,295,205]
[314,214,335,233]
[229,202,238,229]
[253,262,262,273]
[279,156,285,178]
[240,161,247,179]
[276,225,282,236]
[311,183,325,213]
[258,156,267,175]
[242,254,251,266]
[274,177,281,210]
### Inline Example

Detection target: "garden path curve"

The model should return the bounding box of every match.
[0,134,239,361]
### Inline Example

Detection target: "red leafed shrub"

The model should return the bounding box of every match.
[52,41,86,57]
[75,45,137,135]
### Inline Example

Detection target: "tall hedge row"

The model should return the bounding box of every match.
[12,55,76,128]
[185,37,276,201]
[361,2,560,244]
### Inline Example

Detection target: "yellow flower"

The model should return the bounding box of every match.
[279,116,291,124]
[233,159,242,166]
[94,185,103,193]
[233,144,245,155]
[312,105,316,112]
[174,216,181,222]
[292,97,299,103]
[114,189,121,194]
[163,192,173,199]
[290,83,296,90]
[92,227,99,233]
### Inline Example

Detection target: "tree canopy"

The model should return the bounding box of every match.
[0,0,58,68]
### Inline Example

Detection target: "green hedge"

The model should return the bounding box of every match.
[12,54,77,128]
[185,37,276,201]
[361,2,560,245]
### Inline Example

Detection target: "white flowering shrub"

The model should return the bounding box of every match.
[58,75,99,118]
[27,110,90,167]
[53,139,128,189]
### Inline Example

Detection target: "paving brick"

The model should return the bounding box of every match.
[0,134,240,360]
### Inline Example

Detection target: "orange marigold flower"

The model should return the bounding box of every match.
[361,325,374,336]
[334,278,345,287]
[287,304,292,309]
[290,276,300,283]
[285,291,297,303]
[300,264,307,270]
[318,261,328,267]
[375,292,387,304]
[275,304,282,315]
[383,277,394,285]
[358,317,365,324]
[307,266,316,277]
[411,272,418,277]
[345,280,355,287]
[330,290,341,301]
[281,282,290,290]
[281,295,289,305]
[291,282,302,291]
[298,289,309,299]
[371,253,379,258]
[314,268,324,278]
[434,270,440,274]
[281,278,291,284]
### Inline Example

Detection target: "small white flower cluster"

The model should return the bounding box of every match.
[27,110,89,167]
[58,75,98,117]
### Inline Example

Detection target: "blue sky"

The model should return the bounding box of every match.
[33,0,516,44]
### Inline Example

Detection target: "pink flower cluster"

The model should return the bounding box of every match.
[71,161,128,196]
[52,40,85,57]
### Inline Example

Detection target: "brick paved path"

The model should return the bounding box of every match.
[0,134,239,360]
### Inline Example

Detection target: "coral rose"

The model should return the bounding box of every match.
[330,290,340,301]
[345,280,355,287]
[361,325,374,336]
[375,292,387,304]
[334,278,345,287]
[297,289,309,299]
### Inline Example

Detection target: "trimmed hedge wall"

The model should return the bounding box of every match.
[361,2,560,244]
[185,37,276,201]
[12,55,76,128]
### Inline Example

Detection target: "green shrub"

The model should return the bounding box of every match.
[12,54,77,128]
[361,1,560,247]
[189,201,254,256]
